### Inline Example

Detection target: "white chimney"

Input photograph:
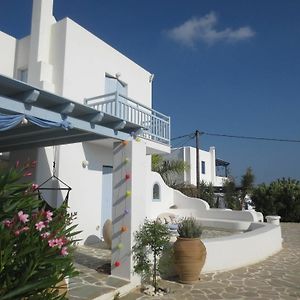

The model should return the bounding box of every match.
[28,0,55,91]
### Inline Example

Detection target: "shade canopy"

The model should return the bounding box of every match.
[0,75,142,152]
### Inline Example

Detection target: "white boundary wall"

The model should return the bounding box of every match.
[147,171,283,273]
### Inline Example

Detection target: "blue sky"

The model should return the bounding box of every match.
[1,0,300,184]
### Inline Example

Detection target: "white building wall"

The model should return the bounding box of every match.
[57,142,113,244]
[163,146,227,187]
[15,37,30,79]
[0,31,16,78]
[61,18,152,105]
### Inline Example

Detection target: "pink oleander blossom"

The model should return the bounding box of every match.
[31,183,39,191]
[41,232,50,239]
[23,172,32,177]
[3,219,12,228]
[55,238,64,249]
[61,247,68,256]
[35,221,45,231]
[18,211,29,223]
[20,226,29,233]
[45,210,53,221]
[48,239,57,248]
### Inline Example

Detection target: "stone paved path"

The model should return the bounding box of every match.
[121,223,300,300]
[69,245,128,299]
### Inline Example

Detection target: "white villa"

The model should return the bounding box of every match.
[0,0,282,290]
[163,146,230,187]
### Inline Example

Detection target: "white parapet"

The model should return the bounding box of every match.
[266,215,281,225]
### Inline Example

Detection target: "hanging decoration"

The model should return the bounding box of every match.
[121,226,128,232]
[113,140,132,270]
[0,113,72,132]
[114,261,121,267]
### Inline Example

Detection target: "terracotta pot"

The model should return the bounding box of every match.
[174,237,206,284]
[102,219,112,249]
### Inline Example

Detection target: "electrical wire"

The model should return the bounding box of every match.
[171,131,300,144]
[202,132,300,143]
[171,132,194,141]
[172,135,195,148]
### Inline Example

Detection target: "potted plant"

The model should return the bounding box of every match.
[173,217,206,284]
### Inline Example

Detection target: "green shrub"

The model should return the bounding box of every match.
[0,165,80,299]
[177,217,203,238]
[132,219,170,293]
[252,178,300,222]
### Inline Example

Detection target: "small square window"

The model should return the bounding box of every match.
[201,161,206,174]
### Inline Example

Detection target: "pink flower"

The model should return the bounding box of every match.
[55,238,64,249]
[35,221,45,231]
[31,183,39,191]
[41,232,50,239]
[45,210,53,221]
[48,239,58,248]
[20,226,29,233]
[23,172,32,177]
[3,219,12,228]
[14,230,20,236]
[61,247,69,256]
[18,211,29,223]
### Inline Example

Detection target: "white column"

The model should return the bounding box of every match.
[209,146,216,186]
[111,140,147,281]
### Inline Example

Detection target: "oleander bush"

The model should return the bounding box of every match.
[0,164,80,300]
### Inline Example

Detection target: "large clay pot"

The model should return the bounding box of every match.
[102,219,112,249]
[174,237,206,284]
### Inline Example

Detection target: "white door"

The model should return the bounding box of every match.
[101,166,113,237]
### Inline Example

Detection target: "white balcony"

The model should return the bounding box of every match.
[85,92,171,146]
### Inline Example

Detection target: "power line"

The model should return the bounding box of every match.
[172,135,195,148]
[202,132,300,143]
[171,133,194,141]
[171,131,300,144]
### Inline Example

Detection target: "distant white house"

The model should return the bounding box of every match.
[163,146,229,187]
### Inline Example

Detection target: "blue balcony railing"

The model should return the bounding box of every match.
[84,92,170,145]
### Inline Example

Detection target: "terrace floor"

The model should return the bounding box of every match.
[69,244,129,300]
[121,222,300,300]
[67,223,299,299]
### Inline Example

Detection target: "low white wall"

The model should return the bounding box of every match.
[148,171,259,223]
[202,222,282,273]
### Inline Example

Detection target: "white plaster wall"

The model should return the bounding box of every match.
[15,37,30,77]
[60,18,152,106]
[49,19,67,95]
[146,171,259,223]
[57,142,113,244]
[164,147,227,186]
[202,223,282,273]
[0,31,16,77]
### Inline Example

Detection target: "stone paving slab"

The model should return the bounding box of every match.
[121,223,300,300]
[69,244,128,300]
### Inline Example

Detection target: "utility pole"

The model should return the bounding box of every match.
[195,130,200,190]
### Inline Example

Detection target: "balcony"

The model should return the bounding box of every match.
[85,92,170,145]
